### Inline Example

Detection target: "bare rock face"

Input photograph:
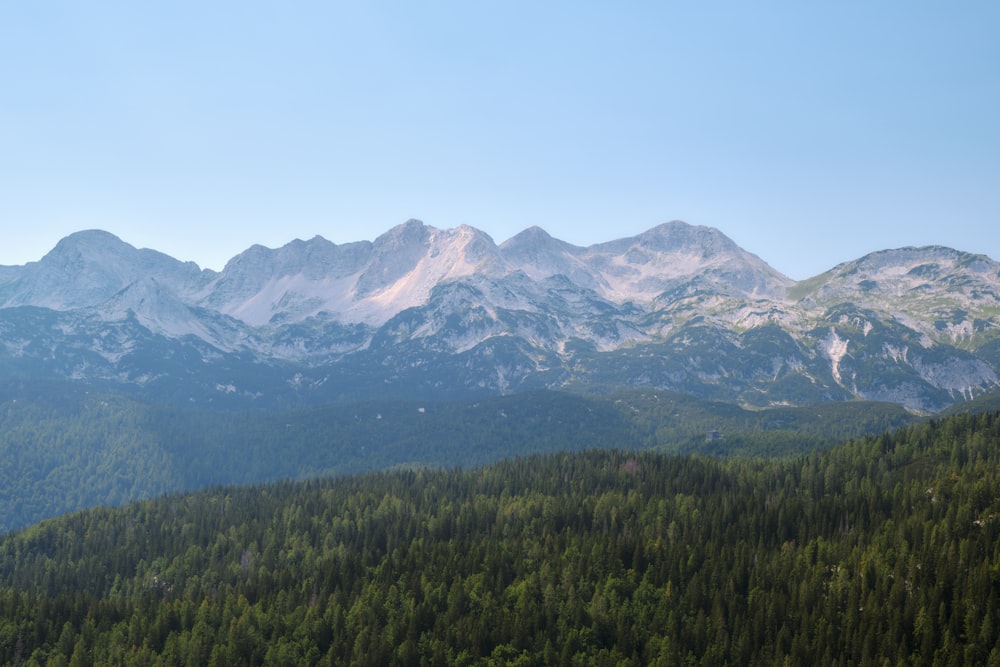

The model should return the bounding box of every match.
[1,220,997,412]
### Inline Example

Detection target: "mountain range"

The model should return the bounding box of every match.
[1,219,998,412]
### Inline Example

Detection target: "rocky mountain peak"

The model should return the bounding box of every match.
[45,228,130,257]
[1,230,207,311]
[499,225,595,287]
[373,219,431,251]
[576,222,792,302]
[503,225,556,245]
[632,220,738,255]
[501,226,577,254]
[2,221,997,413]
[447,225,502,267]
[802,247,1000,300]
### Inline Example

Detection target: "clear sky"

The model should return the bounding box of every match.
[2,2,997,279]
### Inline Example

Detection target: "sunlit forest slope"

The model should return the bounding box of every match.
[0,411,998,665]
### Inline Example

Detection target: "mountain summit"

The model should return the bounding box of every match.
[0,220,997,411]
[0,230,210,311]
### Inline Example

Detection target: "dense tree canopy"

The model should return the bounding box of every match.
[0,382,915,532]
[0,410,998,665]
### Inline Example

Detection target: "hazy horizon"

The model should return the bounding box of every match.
[2,2,997,280]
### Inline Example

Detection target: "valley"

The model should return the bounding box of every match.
[0,383,918,533]
[0,411,998,664]
[0,221,998,664]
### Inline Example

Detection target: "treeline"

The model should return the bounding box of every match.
[0,411,998,665]
[0,383,916,532]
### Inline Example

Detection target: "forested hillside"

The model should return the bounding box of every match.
[0,382,915,533]
[0,411,998,665]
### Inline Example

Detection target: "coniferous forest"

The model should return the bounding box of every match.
[0,411,998,665]
[0,384,915,534]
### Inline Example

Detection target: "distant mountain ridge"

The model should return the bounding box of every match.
[1,220,998,411]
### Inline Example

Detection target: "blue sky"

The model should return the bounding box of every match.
[2,2,997,279]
